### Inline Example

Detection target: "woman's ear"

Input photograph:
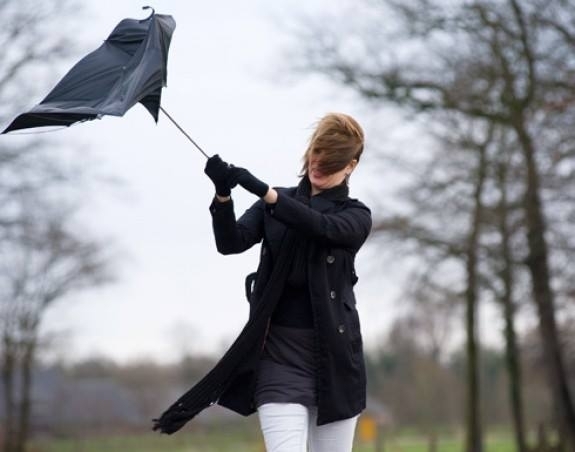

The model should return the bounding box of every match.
[346,159,358,175]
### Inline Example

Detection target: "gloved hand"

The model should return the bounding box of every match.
[204,154,232,196]
[227,166,269,198]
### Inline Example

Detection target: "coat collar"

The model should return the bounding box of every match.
[295,176,349,212]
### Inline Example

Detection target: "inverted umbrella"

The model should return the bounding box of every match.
[2,7,207,157]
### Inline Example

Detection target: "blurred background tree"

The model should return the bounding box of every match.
[288,0,575,451]
[0,2,114,452]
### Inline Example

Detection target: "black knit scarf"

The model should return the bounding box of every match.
[285,178,312,286]
[152,193,301,434]
[152,177,348,434]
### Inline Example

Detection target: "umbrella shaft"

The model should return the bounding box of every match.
[160,106,209,158]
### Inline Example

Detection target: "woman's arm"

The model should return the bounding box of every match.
[210,197,265,254]
[227,167,371,249]
[266,191,371,250]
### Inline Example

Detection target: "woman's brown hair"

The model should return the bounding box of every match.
[300,113,364,176]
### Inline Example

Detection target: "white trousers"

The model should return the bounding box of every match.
[257,403,358,452]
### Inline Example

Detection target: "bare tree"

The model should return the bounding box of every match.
[0,0,84,238]
[289,0,575,449]
[0,2,118,450]
[0,195,111,452]
[484,129,529,452]
[0,0,79,123]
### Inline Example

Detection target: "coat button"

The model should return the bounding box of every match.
[262,247,267,256]
[338,324,345,334]
[330,290,336,300]
[326,255,335,264]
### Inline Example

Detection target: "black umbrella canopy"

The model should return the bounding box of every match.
[2,8,176,134]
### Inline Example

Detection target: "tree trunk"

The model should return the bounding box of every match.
[1,336,16,452]
[496,156,528,452]
[465,146,487,452]
[513,119,575,451]
[14,339,35,452]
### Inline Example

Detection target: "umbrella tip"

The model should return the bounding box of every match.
[142,5,155,17]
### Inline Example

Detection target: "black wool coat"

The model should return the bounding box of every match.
[214,178,372,425]
[152,178,371,433]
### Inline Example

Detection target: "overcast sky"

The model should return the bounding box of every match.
[0,0,399,364]
[3,0,509,364]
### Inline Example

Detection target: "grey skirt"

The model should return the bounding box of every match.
[255,324,317,408]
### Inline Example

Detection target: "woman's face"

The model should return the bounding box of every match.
[307,155,356,194]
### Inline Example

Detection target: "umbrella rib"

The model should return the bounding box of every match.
[160,106,209,158]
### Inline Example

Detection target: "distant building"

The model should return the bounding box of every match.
[0,367,141,434]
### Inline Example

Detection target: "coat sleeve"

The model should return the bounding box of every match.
[209,197,265,255]
[268,193,372,250]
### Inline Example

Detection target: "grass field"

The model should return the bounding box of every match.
[33,424,522,452]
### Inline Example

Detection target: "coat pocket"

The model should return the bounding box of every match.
[343,300,363,369]
[342,298,362,353]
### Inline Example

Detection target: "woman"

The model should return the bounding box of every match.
[154,113,371,452]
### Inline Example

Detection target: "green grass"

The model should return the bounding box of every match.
[33,427,520,452]
[370,435,516,452]
[33,422,263,452]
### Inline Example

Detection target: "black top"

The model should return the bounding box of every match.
[271,283,313,328]
[271,233,313,327]
[269,179,315,328]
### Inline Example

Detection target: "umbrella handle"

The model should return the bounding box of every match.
[160,106,209,159]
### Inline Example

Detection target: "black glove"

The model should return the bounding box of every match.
[204,154,231,196]
[227,166,269,198]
